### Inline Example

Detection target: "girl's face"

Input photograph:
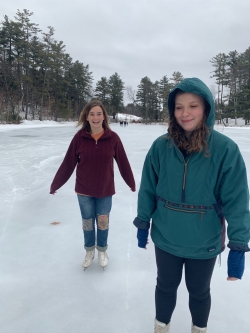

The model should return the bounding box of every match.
[87,106,105,132]
[174,93,205,138]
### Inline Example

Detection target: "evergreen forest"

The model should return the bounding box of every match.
[1,9,250,124]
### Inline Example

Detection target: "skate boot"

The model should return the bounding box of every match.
[82,249,95,270]
[98,250,109,269]
[154,319,170,333]
[191,323,207,333]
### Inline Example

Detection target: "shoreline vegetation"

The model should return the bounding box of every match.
[1,10,250,125]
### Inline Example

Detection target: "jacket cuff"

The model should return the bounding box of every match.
[227,242,250,252]
[133,217,150,230]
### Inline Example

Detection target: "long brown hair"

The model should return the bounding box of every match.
[168,92,210,156]
[77,100,110,132]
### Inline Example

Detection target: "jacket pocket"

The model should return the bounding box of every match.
[165,203,205,220]
[152,199,223,248]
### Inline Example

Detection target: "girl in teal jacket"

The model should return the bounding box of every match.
[134,78,250,333]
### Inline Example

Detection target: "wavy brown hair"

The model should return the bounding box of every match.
[77,99,110,132]
[168,92,210,157]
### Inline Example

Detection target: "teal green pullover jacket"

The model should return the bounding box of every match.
[135,78,250,259]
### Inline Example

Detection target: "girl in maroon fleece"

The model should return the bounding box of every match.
[50,100,135,270]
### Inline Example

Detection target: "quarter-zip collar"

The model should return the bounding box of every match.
[80,127,111,140]
[172,142,192,202]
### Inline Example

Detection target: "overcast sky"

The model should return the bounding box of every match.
[2,0,250,103]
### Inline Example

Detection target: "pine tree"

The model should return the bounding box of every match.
[170,71,184,86]
[210,53,228,124]
[237,47,250,124]
[0,15,24,121]
[151,81,161,121]
[136,76,153,123]
[14,9,41,119]
[66,60,93,119]
[39,26,55,120]
[108,72,124,118]
[226,51,240,124]
[159,75,172,121]
[94,77,110,108]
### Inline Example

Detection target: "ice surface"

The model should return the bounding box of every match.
[0,121,250,333]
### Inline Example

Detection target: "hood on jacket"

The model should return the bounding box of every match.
[167,78,215,129]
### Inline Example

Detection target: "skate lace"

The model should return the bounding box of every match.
[98,251,108,265]
[99,251,107,260]
[85,250,94,260]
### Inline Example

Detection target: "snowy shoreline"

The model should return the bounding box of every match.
[1,117,250,132]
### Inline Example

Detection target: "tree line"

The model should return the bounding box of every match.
[0,9,93,122]
[0,10,128,123]
[0,9,250,124]
[95,71,184,123]
[210,49,250,125]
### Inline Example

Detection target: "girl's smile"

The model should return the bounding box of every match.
[174,93,205,138]
[87,106,105,134]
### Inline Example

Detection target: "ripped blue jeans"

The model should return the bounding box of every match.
[77,195,112,251]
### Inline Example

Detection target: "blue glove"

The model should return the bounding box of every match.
[137,229,149,248]
[227,249,245,279]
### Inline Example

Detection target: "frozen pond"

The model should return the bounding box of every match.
[0,122,250,333]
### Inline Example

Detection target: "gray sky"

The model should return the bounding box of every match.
[2,0,250,104]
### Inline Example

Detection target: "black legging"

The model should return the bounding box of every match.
[155,246,216,328]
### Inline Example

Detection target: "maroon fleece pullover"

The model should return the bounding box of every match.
[50,128,136,197]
